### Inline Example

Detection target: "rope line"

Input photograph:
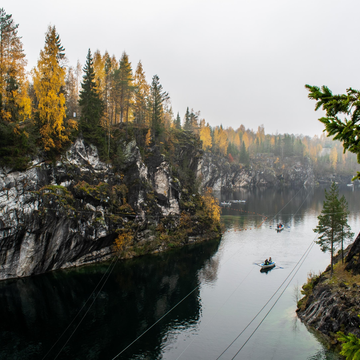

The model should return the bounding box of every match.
[215,234,317,360]
[111,286,201,360]
[77,186,307,360]
[176,189,308,360]
[175,266,256,360]
[230,240,316,360]
[46,225,142,359]
[177,189,309,359]
[292,189,311,217]
[41,254,119,360]
[53,255,121,360]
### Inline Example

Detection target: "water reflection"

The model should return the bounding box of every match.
[0,239,220,359]
[219,185,360,236]
[1,185,358,360]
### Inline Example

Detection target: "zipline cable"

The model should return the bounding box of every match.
[292,188,312,217]
[111,187,307,359]
[111,285,201,360]
[176,189,309,360]
[266,186,306,224]
[215,234,317,360]
[175,266,256,360]
[53,253,121,360]
[230,240,316,360]
[41,253,119,360]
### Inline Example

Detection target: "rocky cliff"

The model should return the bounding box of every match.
[0,135,216,281]
[297,233,360,343]
[0,134,350,281]
[199,152,315,190]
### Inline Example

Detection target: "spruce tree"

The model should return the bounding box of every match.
[78,49,105,151]
[174,112,181,129]
[313,182,353,276]
[183,107,191,130]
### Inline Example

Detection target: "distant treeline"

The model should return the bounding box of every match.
[0,8,356,175]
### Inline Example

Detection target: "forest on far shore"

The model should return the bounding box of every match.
[0,7,357,178]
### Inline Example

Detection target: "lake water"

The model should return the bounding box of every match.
[1,185,360,359]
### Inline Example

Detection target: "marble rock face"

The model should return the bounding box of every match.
[0,138,185,280]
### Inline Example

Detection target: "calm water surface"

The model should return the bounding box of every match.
[1,185,360,359]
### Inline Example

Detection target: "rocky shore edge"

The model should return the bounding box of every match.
[297,232,360,350]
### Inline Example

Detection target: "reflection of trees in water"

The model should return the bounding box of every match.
[198,256,220,284]
[220,186,360,234]
[0,239,220,360]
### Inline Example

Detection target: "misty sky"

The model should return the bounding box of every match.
[4,0,360,136]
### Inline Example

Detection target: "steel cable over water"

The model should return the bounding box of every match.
[42,253,116,360]
[230,240,316,360]
[215,235,317,360]
[112,187,308,359]
[40,186,310,359]
[176,189,312,359]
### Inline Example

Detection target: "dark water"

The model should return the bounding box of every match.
[1,185,360,359]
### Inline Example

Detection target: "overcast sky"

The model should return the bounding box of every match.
[4,0,360,136]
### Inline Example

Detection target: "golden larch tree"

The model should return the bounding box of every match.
[133,60,150,126]
[213,126,228,155]
[242,131,250,150]
[32,25,73,151]
[199,120,212,150]
[0,8,31,123]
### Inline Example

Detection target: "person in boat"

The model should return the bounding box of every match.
[269,257,272,264]
[264,259,269,265]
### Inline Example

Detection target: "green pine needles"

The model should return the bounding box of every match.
[313,182,353,276]
[306,84,360,180]
[338,315,360,360]
[79,49,106,154]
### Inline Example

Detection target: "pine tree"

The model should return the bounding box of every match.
[118,52,134,124]
[338,316,360,360]
[149,74,169,142]
[78,48,105,151]
[339,195,354,263]
[306,84,360,180]
[183,107,191,130]
[104,53,118,126]
[313,182,353,276]
[174,112,181,129]
[0,8,31,123]
[64,66,79,119]
[189,108,199,133]
[239,141,249,164]
[32,25,73,152]
[133,60,149,126]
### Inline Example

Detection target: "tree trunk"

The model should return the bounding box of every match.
[330,228,334,277]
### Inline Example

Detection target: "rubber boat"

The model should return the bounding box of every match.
[260,261,275,271]
[276,224,284,232]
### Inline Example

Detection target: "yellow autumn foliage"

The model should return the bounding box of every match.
[202,187,221,223]
[213,127,228,155]
[32,26,69,151]
[199,124,212,150]
[114,230,133,252]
